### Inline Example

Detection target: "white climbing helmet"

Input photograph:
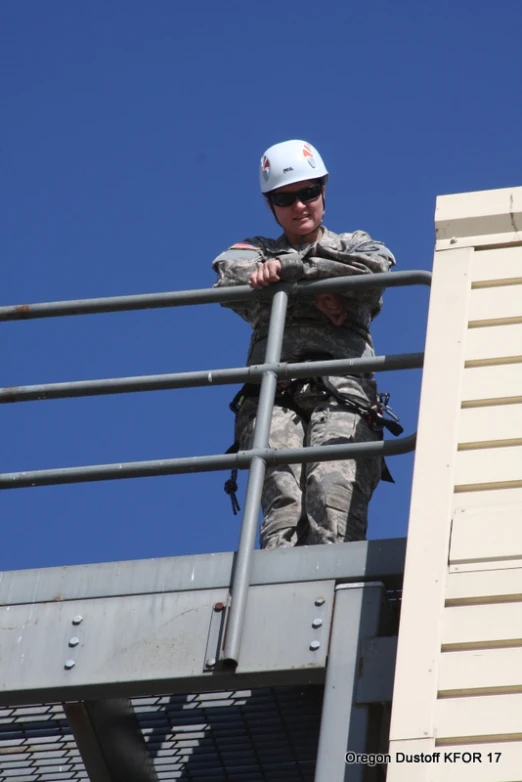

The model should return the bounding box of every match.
[259,139,328,194]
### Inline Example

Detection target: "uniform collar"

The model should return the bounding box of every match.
[275,225,332,252]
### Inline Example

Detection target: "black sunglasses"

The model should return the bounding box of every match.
[269,183,323,208]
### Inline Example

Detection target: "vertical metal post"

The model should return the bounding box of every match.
[314,582,384,782]
[223,289,288,665]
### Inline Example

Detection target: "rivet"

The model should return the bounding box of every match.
[214,602,224,612]
[312,618,323,628]
[69,637,79,647]
[315,597,325,606]
[64,659,75,670]
[310,640,321,651]
[205,658,216,668]
[72,616,83,625]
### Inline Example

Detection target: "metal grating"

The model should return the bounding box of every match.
[134,686,324,781]
[0,687,323,781]
[0,704,88,781]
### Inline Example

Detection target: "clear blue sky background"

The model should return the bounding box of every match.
[2,1,520,571]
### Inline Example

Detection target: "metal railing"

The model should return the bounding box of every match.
[0,269,431,665]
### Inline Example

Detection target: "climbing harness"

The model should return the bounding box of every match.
[223,376,403,515]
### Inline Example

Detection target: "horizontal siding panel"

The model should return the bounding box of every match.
[389,741,522,781]
[469,285,522,323]
[437,232,522,250]
[446,568,522,603]
[455,445,522,486]
[471,246,522,283]
[450,506,522,563]
[462,364,522,404]
[387,739,436,782]
[453,487,522,509]
[431,743,522,782]
[450,559,522,574]
[465,323,522,363]
[439,647,522,695]
[442,603,522,648]
[436,693,522,741]
[458,404,522,444]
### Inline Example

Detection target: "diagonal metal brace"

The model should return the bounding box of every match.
[64,699,159,782]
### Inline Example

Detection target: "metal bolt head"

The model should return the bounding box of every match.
[205,657,216,669]
[72,616,83,625]
[315,597,325,606]
[69,637,79,647]
[310,640,321,651]
[214,602,225,612]
[64,659,75,670]
[312,618,323,629]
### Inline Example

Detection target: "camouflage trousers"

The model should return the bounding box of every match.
[235,380,382,550]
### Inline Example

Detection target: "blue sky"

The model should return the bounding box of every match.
[2,0,521,570]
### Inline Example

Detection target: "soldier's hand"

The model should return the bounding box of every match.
[314,293,348,326]
[249,259,282,289]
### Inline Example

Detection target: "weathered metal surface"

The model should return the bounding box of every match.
[237,581,334,673]
[0,581,333,705]
[0,539,406,607]
[315,583,385,782]
[356,635,398,704]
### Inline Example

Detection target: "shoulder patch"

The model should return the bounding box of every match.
[229,242,260,250]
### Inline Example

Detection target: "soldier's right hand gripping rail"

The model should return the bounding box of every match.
[212,139,398,551]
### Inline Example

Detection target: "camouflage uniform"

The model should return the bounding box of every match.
[212,228,396,549]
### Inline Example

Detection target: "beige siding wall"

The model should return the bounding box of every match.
[387,187,522,781]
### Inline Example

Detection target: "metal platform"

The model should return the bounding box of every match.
[0,687,323,781]
[0,541,402,781]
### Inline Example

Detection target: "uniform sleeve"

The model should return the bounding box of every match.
[339,230,396,273]
[301,230,395,314]
[211,239,265,323]
[304,230,395,279]
[212,240,264,287]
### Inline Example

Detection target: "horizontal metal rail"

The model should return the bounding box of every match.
[0,270,431,321]
[0,353,423,403]
[2,268,431,668]
[0,435,416,490]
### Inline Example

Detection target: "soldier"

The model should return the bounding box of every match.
[213,140,396,550]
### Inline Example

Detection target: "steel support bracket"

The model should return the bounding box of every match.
[203,599,228,672]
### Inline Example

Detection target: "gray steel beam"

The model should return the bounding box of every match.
[224,289,288,666]
[315,582,384,782]
[64,699,159,782]
[0,351,423,403]
[0,539,406,606]
[0,433,416,489]
[0,580,334,706]
[0,270,431,321]
[356,635,398,704]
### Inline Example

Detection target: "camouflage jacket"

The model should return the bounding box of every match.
[212,228,395,393]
